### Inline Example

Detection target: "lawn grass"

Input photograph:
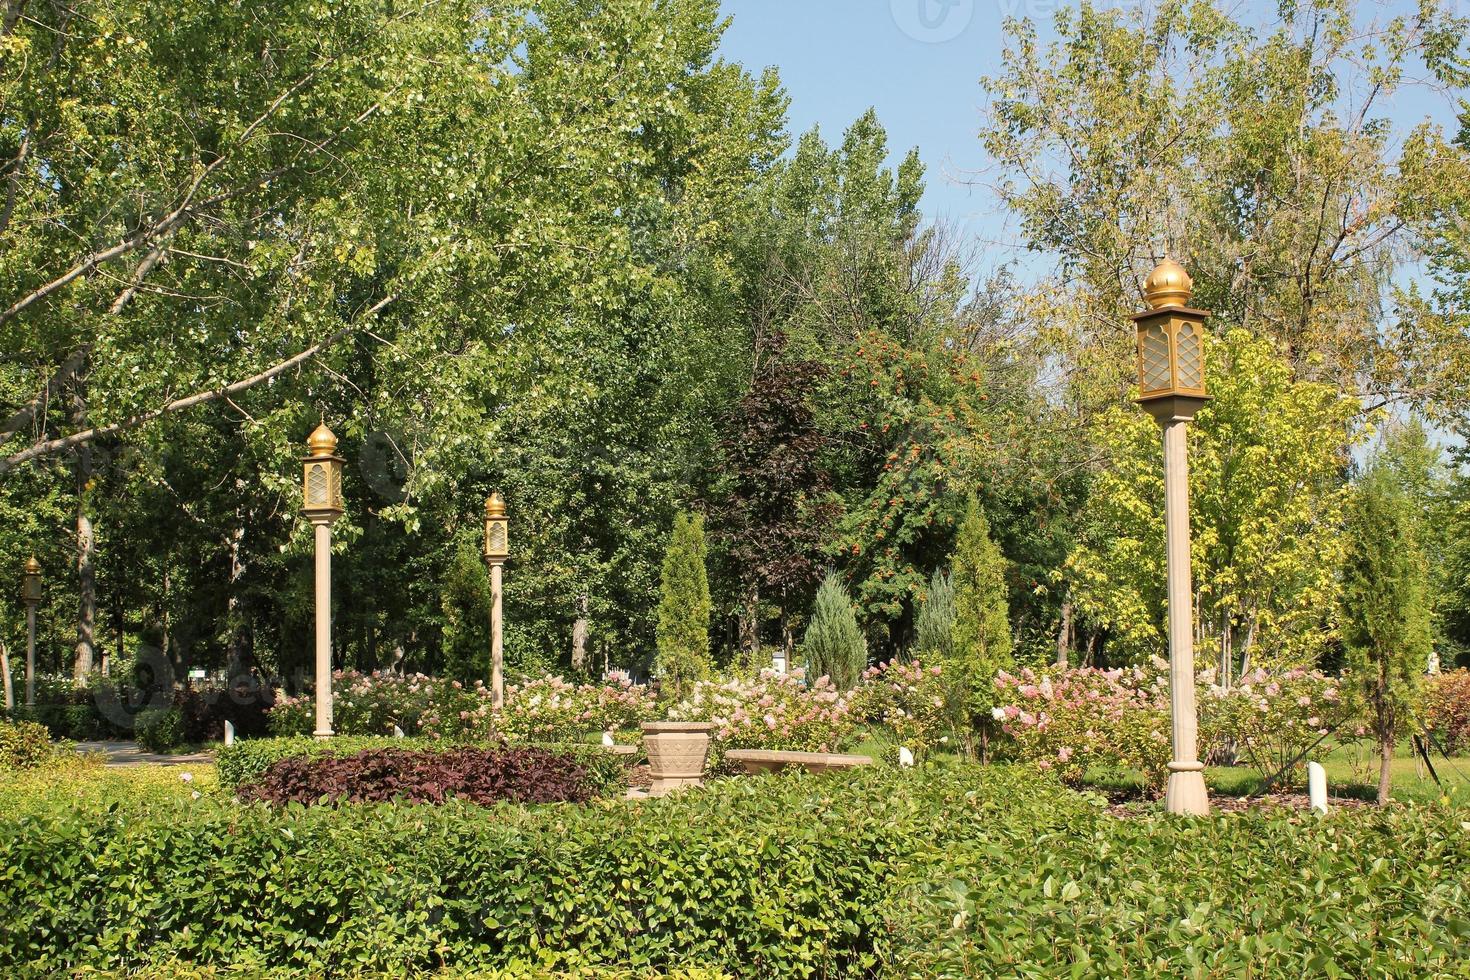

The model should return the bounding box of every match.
[0,758,219,821]
[1083,739,1470,806]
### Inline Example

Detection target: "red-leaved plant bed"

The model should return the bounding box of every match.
[237,746,596,807]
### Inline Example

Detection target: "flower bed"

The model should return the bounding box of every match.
[665,669,856,758]
[991,664,1172,788]
[847,658,956,755]
[1200,667,1356,785]
[267,670,478,738]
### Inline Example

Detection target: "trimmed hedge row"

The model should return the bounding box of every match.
[2,764,1467,976]
[217,736,629,800]
[0,765,1084,976]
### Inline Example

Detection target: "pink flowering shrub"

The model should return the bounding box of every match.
[666,669,857,756]
[1199,667,1356,786]
[991,664,1173,790]
[495,674,657,743]
[1423,669,1470,756]
[413,674,657,744]
[268,671,478,738]
[847,659,956,755]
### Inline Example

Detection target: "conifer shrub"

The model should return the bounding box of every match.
[802,572,867,690]
[655,513,713,696]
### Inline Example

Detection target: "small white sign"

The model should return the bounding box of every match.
[188,668,207,679]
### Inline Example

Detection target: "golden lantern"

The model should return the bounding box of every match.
[20,556,42,605]
[301,423,345,518]
[1131,259,1210,420]
[483,492,509,561]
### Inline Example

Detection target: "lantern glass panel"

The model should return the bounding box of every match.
[1140,323,1171,392]
[488,521,507,554]
[307,463,329,505]
[330,465,343,508]
[1176,321,1203,389]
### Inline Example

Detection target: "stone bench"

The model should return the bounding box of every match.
[724,749,874,775]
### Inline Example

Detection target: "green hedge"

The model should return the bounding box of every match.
[217,736,629,800]
[1,764,1467,977]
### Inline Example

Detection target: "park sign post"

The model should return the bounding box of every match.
[482,492,509,709]
[1132,259,1211,817]
[302,423,345,739]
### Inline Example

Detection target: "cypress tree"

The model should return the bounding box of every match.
[951,496,1012,723]
[915,568,956,662]
[1341,465,1432,805]
[803,571,868,690]
[655,512,713,696]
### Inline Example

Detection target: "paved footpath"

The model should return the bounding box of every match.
[74,740,215,768]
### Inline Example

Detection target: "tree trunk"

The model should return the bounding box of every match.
[1,640,13,710]
[1377,733,1393,806]
[571,593,589,675]
[1056,598,1072,668]
[226,519,254,681]
[738,584,760,671]
[73,387,96,685]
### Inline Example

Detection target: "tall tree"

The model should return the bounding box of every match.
[951,495,1012,724]
[1341,461,1433,805]
[1068,330,1357,671]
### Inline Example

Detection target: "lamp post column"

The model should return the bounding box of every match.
[22,557,42,706]
[1132,258,1210,817]
[489,559,504,709]
[1161,411,1208,815]
[483,492,509,710]
[312,516,334,738]
[301,422,345,740]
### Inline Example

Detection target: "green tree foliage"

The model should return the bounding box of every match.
[915,569,956,662]
[802,572,867,690]
[950,496,1012,718]
[980,0,1470,417]
[1068,331,1358,670]
[655,513,712,695]
[1341,461,1433,805]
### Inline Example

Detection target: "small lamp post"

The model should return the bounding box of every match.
[482,492,508,709]
[21,557,42,706]
[302,423,345,738]
[1131,258,1210,817]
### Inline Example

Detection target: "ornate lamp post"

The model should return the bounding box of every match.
[1132,258,1211,817]
[483,493,509,709]
[302,423,345,738]
[21,557,42,706]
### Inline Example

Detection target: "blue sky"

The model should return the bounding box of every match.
[719,0,1008,244]
[716,0,1464,276]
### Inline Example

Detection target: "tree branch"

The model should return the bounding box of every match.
[0,294,398,474]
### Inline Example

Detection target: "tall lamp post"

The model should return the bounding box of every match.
[483,493,508,709]
[21,557,42,706]
[1132,259,1211,817]
[302,423,345,739]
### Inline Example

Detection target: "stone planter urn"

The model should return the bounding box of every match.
[640,721,715,796]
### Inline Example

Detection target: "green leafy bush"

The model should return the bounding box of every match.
[889,799,1470,977]
[0,765,1079,975]
[135,708,186,753]
[0,719,61,770]
[1,763,1466,976]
